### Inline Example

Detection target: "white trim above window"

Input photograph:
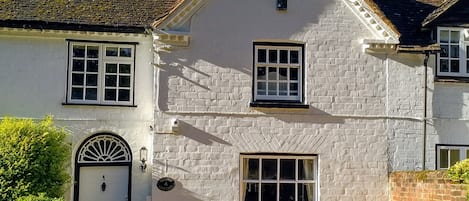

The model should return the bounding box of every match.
[252,42,305,106]
[436,144,469,169]
[66,41,136,106]
[240,154,318,201]
[437,27,469,77]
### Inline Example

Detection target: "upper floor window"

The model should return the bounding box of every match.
[66,41,136,106]
[252,42,304,105]
[240,154,318,201]
[437,28,469,77]
[436,144,469,169]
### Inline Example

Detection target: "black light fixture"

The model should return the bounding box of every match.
[140,147,148,172]
[277,0,287,10]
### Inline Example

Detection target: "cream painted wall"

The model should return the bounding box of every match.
[0,30,155,201]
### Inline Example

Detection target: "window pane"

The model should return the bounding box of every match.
[262,159,277,180]
[86,74,98,86]
[280,159,295,180]
[106,63,118,73]
[290,83,298,96]
[243,183,259,201]
[257,67,266,80]
[298,183,314,201]
[450,45,459,58]
[257,82,266,95]
[450,149,460,167]
[244,158,259,180]
[279,83,288,96]
[467,61,469,74]
[279,68,288,80]
[268,83,277,96]
[440,45,448,57]
[279,50,288,64]
[71,88,83,99]
[73,45,85,57]
[87,46,99,58]
[440,30,449,43]
[87,60,99,72]
[268,67,277,80]
[280,183,295,201]
[85,88,97,100]
[290,51,299,64]
[440,60,449,72]
[451,31,460,43]
[119,76,131,87]
[105,89,116,101]
[261,184,276,201]
[118,89,130,101]
[451,60,459,73]
[269,50,277,63]
[72,59,85,71]
[290,68,298,81]
[119,64,131,73]
[105,75,117,87]
[440,149,448,169]
[467,150,469,159]
[106,47,119,56]
[72,73,84,85]
[120,48,132,57]
[258,49,266,63]
[299,159,314,180]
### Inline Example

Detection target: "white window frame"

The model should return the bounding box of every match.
[437,27,469,77]
[253,43,304,102]
[67,42,135,106]
[436,144,469,169]
[240,154,318,201]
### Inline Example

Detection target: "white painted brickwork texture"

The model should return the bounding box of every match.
[154,0,432,201]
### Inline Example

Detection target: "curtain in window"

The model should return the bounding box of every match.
[302,160,314,201]
[241,160,249,201]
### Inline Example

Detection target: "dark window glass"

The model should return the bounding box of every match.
[440,149,448,169]
[118,89,130,101]
[73,45,85,57]
[451,60,460,72]
[261,184,277,201]
[440,45,448,57]
[106,47,119,56]
[279,68,288,80]
[440,60,449,72]
[72,59,85,72]
[290,83,298,96]
[298,183,314,201]
[257,67,266,80]
[105,89,116,101]
[280,159,295,180]
[268,67,277,80]
[87,60,99,72]
[257,82,266,95]
[290,51,299,64]
[258,49,266,63]
[119,76,131,87]
[244,183,259,201]
[290,68,298,80]
[279,83,288,96]
[245,159,259,180]
[86,74,98,86]
[72,74,84,85]
[85,88,97,100]
[120,48,132,57]
[280,50,288,63]
[106,63,118,73]
[87,46,99,58]
[262,159,277,180]
[119,64,131,73]
[450,45,459,58]
[298,159,314,180]
[280,184,295,201]
[268,82,277,95]
[105,75,117,87]
[71,88,83,99]
[269,50,277,63]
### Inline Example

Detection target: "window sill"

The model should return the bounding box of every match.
[435,76,469,83]
[62,103,137,108]
[249,101,309,109]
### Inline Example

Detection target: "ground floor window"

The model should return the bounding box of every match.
[240,154,318,201]
[436,144,469,169]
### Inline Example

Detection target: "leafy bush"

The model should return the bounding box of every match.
[447,158,469,184]
[0,116,71,201]
[16,193,65,201]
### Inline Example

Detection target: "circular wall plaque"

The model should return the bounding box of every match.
[156,177,176,191]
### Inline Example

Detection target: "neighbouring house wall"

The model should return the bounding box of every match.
[390,171,467,201]
[0,30,155,201]
[153,0,427,201]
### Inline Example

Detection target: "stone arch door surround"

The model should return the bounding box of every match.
[74,133,132,201]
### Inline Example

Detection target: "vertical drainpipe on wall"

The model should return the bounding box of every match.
[423,51,429,170]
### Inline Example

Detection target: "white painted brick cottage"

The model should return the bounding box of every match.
[1,0,468,201]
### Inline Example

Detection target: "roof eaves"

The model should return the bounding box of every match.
[363,0,401,38]
[151,0,187,29]
[422,0,459,27]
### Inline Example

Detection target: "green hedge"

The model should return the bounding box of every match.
[0,116,71,201]
[16,193,65,201]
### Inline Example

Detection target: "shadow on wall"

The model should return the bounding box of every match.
[179,120,232,145]
[157,0,334,111]
[153,180,203,201]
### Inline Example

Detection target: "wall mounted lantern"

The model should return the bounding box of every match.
[277,0,287,10]
[140,147,148,172]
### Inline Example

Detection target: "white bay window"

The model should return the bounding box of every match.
[437,28,469,77]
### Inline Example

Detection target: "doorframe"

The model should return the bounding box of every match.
[73,133,132,201]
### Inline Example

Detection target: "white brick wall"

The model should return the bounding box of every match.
[154,0,431,200]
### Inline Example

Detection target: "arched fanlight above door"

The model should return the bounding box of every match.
[77,134,131,163]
